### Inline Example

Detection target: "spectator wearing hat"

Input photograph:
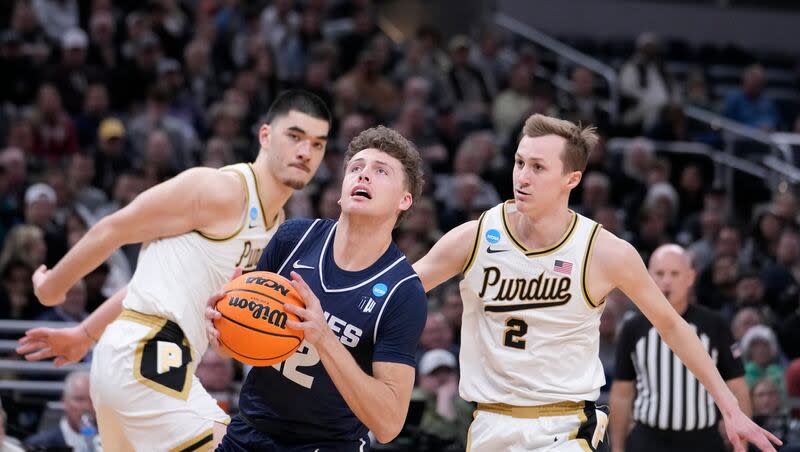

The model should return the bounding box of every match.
[741,325,786,393]
[416,349,473,450]
[46,27,103,115]
[23,183,66,266]
[92,117,132,195]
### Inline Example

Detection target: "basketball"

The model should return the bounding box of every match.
[214,271,305,366]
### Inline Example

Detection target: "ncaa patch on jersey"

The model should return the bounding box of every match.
[249,207,258,220]
[358,296,377,313]
[372,283,388,297]
[485,229,501,244]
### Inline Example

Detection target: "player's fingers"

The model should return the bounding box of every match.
[16,340,47,355]
[230,267,243,281]
[289,274,319,308]
[284,303,309,319]
[25,348,56,361]
[205,306,221,320]
[206,291,225,308]
[22,328,51,341]
[34,264,47,275]
[53,356,72,368]
[286,319,309,330]
[762,428,782,446]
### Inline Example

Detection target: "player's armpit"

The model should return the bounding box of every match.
[413,220,479,292]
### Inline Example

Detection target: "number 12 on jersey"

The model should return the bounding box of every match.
[503,318,528,349]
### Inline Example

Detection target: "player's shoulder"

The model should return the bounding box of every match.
[276,217,331,241]
[591,228,642,269]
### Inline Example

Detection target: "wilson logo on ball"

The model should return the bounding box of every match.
[227,295,288,329]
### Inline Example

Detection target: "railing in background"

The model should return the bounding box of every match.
[494,12,620,123]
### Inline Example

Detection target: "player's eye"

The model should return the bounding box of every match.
[313,142,324,150]
[287,133,300,141]
[377,167,388,175]
[515,159,523,168]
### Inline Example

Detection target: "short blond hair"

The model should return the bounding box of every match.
[522,114,598,173]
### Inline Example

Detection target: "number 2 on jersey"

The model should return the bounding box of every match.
[503,318,528,349]
[272,342,320,388]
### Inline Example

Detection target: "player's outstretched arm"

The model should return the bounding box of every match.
[34,168,243,306]
[285,271,418,443]
[17,286,127,366]
[598,232,781,452]
[412,220,478,292]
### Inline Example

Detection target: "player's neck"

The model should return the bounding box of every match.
[250,158,292,228]
[332,215,393,272]
[511,203,574,250]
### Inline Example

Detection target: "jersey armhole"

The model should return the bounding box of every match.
[195,168,249,242]
[461,212,487,275]
[581,223,604,308]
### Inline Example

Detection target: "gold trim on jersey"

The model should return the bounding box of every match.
[194,169,249,242]
[581,223,605,309]
[462,212,487,274]
[501,201,578,256]
[168,427,214,452]
[247,163,282,229]
[477,401,586,419]
[126,310,194,401]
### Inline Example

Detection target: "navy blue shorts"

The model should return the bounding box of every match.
[216,415,370,452]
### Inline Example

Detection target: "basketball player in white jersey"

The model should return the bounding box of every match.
[411,114,781,451]
[17,90,332,451]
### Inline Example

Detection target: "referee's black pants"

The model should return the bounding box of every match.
[625,422,726,452]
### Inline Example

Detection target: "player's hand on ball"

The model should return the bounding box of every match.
[286,271,331,346]
[17,326,91,367]
[32,265,65,306]
[204,267,243,350]
[723,409,782,452]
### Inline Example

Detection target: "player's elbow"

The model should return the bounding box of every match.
[372,423,403,444]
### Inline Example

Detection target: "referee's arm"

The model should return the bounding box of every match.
[610,380,635,452]
[610,316,638,452]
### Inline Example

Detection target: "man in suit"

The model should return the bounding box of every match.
[25,371,95,451]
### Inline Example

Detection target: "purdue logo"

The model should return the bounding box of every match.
[228,295,289,329]
[236,241,264,271]
[245,276,290,296]
[479,266,572,312]
[156,341,183,374]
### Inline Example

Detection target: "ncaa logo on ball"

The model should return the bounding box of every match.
[485,229,501,244]
[372,283,388,297]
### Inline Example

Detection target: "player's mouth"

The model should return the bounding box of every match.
[350,185,372,200]
[515,188,531,197]
[289,163,311,173]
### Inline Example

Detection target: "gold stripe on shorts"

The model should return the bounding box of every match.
[169,427,214,452]
[119,309,168,329]
[477,401,586,419]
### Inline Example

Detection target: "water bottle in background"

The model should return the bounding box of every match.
[79,412,97,452]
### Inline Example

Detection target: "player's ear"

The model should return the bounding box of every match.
[258,124,272,150]
[398,192,412,213]
[566,170,582,190]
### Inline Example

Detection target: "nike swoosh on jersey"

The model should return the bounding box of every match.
[293,260,314,270]
[486,246,509,254]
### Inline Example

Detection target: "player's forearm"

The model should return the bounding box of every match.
[609,383,635,452]
[727,377,752,418]
[315,334,408,443]
[657,317,739,416]
[39,217,122,305]
[81,287,127,341]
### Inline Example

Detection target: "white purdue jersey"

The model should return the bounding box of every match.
[459,201,606,406]
[124,163,281,359]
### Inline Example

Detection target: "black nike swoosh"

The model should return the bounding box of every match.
[486,246,509,254]
[248,223,258,229]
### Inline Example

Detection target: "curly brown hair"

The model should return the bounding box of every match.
[344,126,424,225]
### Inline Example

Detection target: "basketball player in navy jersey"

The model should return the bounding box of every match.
[208,126,428,451]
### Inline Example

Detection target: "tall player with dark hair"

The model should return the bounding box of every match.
[18,91,332,450]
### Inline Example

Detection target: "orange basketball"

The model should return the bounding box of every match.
[214,271,305,366]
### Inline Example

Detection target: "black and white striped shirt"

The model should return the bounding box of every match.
[614,304,743,431]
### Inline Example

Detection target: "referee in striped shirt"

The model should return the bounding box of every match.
[610,244,752,452]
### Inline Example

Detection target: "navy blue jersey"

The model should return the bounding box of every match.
[236,219,427,443]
